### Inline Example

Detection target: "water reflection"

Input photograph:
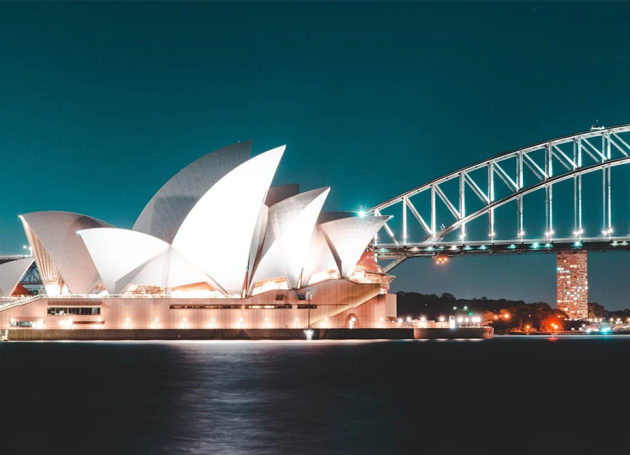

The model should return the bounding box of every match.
[1,338,629,454]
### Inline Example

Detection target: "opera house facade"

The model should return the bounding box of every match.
[0,142,396,332]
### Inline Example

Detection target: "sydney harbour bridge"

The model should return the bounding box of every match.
[367,123,630,273]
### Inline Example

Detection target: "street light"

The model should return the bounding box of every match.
[303,288,315,340]
[23,245,32,257]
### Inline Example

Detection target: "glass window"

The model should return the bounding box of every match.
[47,307,101,316]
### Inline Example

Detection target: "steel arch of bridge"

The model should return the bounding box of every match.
[366,124,630,271]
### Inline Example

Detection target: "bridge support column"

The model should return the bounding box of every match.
[488,163,495,238]
[516,196,523,240]
[459,172,466,239]
[545,145,554,237]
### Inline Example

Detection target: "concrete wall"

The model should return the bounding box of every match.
[5,328,414,341]
[4,327,493,341]
[0,279,397,330]
[413,327,494,339]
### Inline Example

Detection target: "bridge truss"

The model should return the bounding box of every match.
[367,124,630,272]
[0,255,42,287]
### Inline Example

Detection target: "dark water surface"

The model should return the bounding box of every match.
[1,336,627,455]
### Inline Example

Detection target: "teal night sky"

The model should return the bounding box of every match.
[2,2,630,308]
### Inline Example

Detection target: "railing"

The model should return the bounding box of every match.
[372,236,630,270]
[0,295,44,313]
[376,235,630,249]
[0,293,241,306]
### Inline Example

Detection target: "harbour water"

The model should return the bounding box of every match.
[1,336,627,454]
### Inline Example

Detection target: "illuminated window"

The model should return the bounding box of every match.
[47,307,101,316]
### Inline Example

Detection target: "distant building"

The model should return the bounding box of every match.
[556,251,588,320]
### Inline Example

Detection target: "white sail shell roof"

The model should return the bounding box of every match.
[133,141,252,244]
[173,146,285,295]
[78,228,213,294]
[319,215,390,277]
[79,228,168,294]
[247,204,269,288]
[302,225,339,285]
[0,257,34,297]
[20,212,112,295]
[120,247,213,292]
[265,184,300,207]
[250,188,330,289]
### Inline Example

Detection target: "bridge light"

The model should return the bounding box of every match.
[489,231,496,238]
[573,229,584,236]
[460,233,466,240]
[532,242,540,249]
[358,210,366,218]
[517,230,525,237]
[545,230,555,238]
[434,254,448,264]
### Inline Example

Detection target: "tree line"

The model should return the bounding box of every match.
[396,291,625,333]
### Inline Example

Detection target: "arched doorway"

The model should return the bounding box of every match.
[346,313,358,329]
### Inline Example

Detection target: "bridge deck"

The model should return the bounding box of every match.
[375,237,630,261]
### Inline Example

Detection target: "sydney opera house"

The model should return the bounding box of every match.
[0,142,396,332]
